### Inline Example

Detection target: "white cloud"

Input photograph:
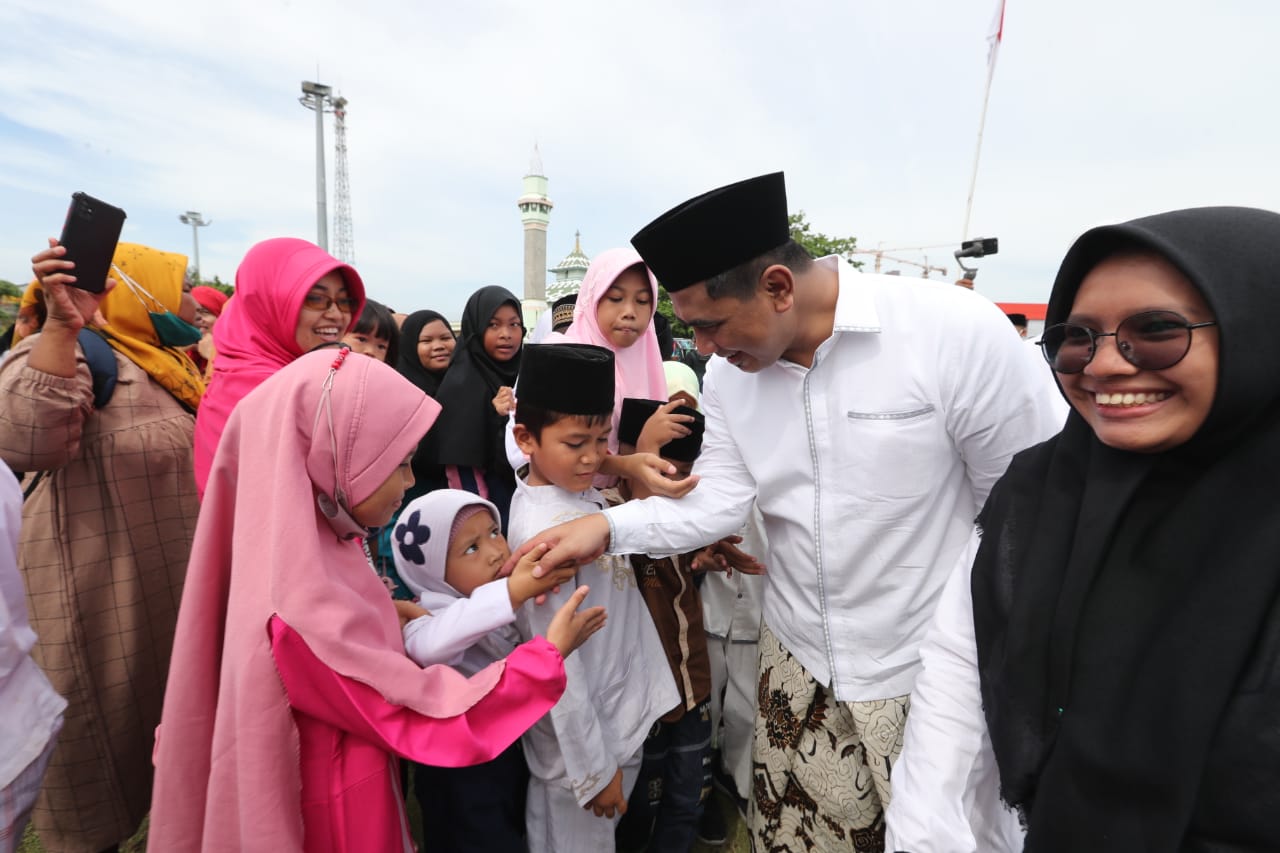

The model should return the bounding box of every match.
[2,0,1277,314]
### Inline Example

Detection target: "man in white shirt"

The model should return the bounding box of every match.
[518,172,1061,852]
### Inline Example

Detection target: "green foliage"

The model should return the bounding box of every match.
[203,275,234,297]
[0,279,23,298]
[789,211,862,267]
[187,271,234,296]
[656,288,691,339]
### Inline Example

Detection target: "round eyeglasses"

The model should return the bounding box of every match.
[1038,310,1217,374]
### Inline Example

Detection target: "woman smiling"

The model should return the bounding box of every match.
[888,206,1280,852]
[193,238,363,495]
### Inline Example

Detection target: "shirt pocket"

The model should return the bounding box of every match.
[839,404,946,503]
[845,404,936,422]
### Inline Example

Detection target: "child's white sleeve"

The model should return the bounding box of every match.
[401,580,516,668]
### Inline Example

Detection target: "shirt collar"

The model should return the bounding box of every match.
[514,466,601,505]
[822,255,881,334]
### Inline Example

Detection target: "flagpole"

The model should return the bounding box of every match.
[961,59,997,241]
[962,0,1005,241]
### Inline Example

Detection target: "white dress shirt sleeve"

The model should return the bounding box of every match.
[941,299,1066,507]
[884,533,1023,853]
[605,362,757,557]
[401,579,516,668]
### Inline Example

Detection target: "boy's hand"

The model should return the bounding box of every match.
[613,452,699,500]
[393,599,430,628]
[584,768,627,818]
[635,399,695,454]
[545,585,607,658]
[507,542,577,608]
[691,534,767,575]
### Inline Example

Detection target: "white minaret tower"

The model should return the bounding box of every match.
[517,145,553,303]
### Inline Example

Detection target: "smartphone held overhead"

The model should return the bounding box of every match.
[59,192,126,293]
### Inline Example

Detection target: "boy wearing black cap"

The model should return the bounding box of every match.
[509,343,679,853]
[516,173,1063,852]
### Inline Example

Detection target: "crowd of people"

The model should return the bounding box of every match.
[0,170,1277,853]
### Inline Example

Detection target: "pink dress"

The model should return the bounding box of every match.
[270,617,565,852]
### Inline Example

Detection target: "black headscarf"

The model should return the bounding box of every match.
[429,287,523,469]
[971,207,1280,850]
[396,309,453,397]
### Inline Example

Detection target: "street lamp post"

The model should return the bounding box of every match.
[178,211,211,282]
[299,80,333,251]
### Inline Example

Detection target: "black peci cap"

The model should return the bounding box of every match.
[630,172,790,292]
[519,343,614,415]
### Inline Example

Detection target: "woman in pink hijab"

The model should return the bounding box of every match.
[193,238,366,495]
[551,248,675,454]
[151,349,602,852]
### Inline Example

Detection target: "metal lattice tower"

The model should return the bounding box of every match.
[332,96,354,265]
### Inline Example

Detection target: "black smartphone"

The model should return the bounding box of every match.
[58,192,127,293]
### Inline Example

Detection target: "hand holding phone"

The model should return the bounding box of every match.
[31,239,114,333]
[58,192,126,293]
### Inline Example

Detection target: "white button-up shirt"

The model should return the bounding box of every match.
[606,257,1063,702]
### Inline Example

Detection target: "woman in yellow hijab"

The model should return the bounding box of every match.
[0,239,204,851]
[11,243,205,408]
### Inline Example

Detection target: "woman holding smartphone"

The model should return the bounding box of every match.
[0,239,204,852]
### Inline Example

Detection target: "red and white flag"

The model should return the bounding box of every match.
[987,0,1006,74]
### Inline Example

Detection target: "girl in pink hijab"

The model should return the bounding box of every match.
[552,248,672,455]
[193,237,366,495]
[151,348,601,852]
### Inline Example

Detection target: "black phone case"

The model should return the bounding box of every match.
[59,192,127,293]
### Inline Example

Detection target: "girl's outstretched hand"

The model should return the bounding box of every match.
[545,585,606,659]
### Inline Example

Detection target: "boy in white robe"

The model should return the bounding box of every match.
[510,343,678,853]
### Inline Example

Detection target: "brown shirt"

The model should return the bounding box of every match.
[632,551,712,723]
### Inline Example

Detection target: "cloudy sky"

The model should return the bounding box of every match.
[2,1,1275,318]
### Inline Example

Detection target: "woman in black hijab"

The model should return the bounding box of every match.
[888,206,1280,852]
[396,310,456,397]
[427,286,523,529]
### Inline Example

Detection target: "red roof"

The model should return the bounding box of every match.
[995,302,1048,321]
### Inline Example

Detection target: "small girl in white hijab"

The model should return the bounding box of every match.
[393,489,591,853]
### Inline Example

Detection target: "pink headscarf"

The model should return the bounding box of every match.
[150,349,503,850]
[193,238,365,494]
[553,247,667,453]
